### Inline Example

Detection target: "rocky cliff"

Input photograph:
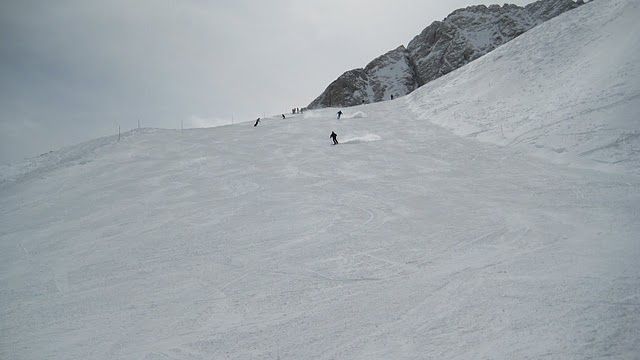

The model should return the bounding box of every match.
[308,0,581,109]
[308,46,418,108]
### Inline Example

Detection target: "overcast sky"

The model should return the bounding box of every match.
[0,0,532,164]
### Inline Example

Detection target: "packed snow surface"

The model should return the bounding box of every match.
[1,1,640,359]
[340,134,381,145]
[341,111,368,119]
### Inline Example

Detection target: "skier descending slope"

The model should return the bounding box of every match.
[254,118,260,127]
[337,110,343,119]
[330,131,339,145]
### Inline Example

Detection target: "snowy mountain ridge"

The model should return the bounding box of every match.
[308,0,581,108]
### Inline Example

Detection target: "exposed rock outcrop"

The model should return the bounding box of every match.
[308,0,581,109]
[308,46,418,109]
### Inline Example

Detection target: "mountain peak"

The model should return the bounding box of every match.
[308,0,581,109]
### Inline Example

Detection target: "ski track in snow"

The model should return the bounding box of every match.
[1,1,640,359]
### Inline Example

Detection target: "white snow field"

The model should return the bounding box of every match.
[1,1,640,359]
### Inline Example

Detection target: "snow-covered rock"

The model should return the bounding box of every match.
[308,0,581,109]
[307,46,417,108]
[408,0,580,85]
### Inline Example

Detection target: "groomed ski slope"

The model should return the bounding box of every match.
[1,0,639,359]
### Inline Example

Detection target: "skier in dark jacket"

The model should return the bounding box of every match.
[282,114,286,119]
[337,110,343,119]
[254,118,260,127]
[330,131,339,145]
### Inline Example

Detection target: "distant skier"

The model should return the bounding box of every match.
[330,131,339,145]
[282,114,286,119]
[254,118,260,127]
[390,94,394,100]
[337,110,343,119]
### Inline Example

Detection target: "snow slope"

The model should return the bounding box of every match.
[407,0,640,175]
[1,1,640,359]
